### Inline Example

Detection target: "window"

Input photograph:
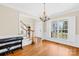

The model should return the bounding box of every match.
[51,20,68,39]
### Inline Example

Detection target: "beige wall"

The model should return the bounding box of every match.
[47,10,79,35]
[0,5,18,36]
[0,5,36,36]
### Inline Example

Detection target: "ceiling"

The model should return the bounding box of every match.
[1,3,79,18]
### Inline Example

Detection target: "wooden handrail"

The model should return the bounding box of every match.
[20,20,28,28]
[21,26,27,31]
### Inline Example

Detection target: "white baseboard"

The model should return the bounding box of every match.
[42,35,79,48]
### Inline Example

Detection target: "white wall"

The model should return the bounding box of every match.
[34,20,43,37]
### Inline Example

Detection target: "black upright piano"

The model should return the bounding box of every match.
[0,36,23,55]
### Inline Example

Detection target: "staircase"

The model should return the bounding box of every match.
[20,20,34,46]
[22,37,32,46]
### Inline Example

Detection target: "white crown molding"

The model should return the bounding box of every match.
[50,8,79,19]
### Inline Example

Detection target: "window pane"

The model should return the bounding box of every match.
[63,21,68,29]
[51,20,68,39]
[58,21,64,30]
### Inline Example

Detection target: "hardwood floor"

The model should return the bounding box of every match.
[5,38,79,56]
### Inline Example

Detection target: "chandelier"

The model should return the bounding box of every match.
[40,3,50,22]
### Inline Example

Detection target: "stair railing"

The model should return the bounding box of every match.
[20,20,34,41]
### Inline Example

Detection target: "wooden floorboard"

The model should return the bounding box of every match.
[4,38,79,56]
